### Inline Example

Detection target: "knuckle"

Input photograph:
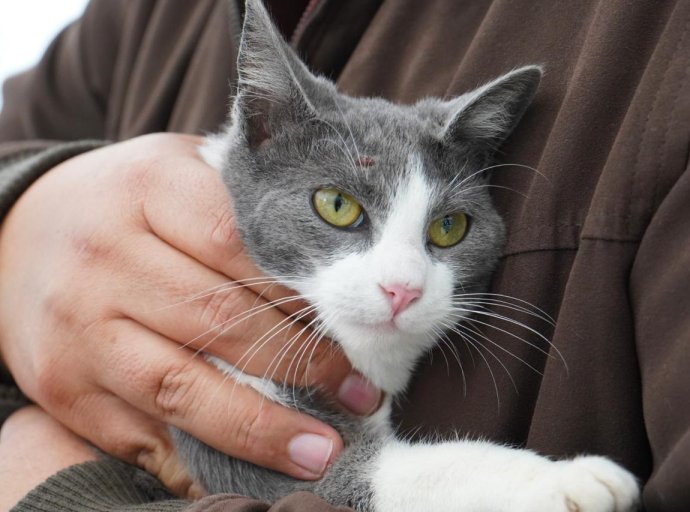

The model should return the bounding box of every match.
[41,285,80,329]
[40,270,105,341]
[208,204,240,253]
[153,363,200,419]
[30,314,108,408]
[34,357,73,407]
[296,339,338,385]
[136,438,194,496]
[135,436,173,476]
[68,231,118,269]
[196,287,244,333]
[231,404,277,458]
[121,155,164,194]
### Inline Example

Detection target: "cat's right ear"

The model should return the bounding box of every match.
[440,66,543,158]
[232,0,334,149]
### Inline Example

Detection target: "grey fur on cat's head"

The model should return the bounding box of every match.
[202,0,541,394]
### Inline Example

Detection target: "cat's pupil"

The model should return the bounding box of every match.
[442,215,452,233]
[334,194,343,212]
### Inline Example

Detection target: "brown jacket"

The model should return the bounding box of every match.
[1,1,689,511]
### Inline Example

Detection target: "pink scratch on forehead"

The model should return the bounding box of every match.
[356,156,375,167]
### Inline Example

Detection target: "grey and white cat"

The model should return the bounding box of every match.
[173,1,640,510]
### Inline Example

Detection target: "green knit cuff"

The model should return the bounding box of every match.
[12,458,190,512]
[0,140,106,221]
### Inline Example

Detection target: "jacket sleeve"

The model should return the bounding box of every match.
[0,0,126,223]
[0,4,347,510]
[631,160,690,512]
[0,0,123,144]
[0,0,119,400]
[11,459,351,512]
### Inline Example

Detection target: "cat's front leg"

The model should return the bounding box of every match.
[370,440,639,512]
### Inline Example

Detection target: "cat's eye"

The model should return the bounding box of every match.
[428,213,468,247]
[312,188,364,228]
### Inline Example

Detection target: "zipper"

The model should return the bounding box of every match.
[290,0,324,46]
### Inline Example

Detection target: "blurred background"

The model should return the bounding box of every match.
[0,0,89,109]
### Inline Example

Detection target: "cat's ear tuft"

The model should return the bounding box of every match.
[233,0,334,149]
[441,66,543,155]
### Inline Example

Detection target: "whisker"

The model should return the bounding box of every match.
[450,162,549,194]
[232,304,318,375]
[452,323,519,394]
[220,304,318,409]
[316,118,359,174]
[453,183,528,199]
[446,320,543,378]
[450,307,557,360]
[153,275,305,312]
[455,292,555,324]
[288,322,327,406]
[453,299,554,327]
[261,310,322,388]
[333,98,363,167]
[185,295,307,357]
[435,328,467,395]
[292,309,336,395]
[456,329,501,410]
[318,137,359,175]
[436,333,452,375]
[438,159,469,197]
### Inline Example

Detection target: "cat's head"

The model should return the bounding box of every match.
[203,0,541,394]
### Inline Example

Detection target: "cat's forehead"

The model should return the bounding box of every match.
[320,97,439,148]
[311,98,476,192]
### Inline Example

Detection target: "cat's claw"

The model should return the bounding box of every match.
[518,456,640,512]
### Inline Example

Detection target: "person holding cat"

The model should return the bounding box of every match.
[0,0,688,511]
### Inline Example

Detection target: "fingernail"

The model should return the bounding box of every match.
[338,373,381,415]
[288,433,333,475]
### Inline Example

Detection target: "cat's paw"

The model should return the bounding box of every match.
[519,456,639,512]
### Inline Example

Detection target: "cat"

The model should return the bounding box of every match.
[172,0,640,510]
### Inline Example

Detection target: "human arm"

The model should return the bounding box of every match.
[0,0,379,499]
[1,406,345,512]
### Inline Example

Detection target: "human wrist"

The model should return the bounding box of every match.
[0,140,107,223]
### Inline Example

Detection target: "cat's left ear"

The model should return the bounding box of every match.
[441,66,542,156]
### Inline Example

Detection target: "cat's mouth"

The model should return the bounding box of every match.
[339,314,429,338]
[369,319,399,333]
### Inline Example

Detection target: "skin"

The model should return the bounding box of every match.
[0,406,98,511]
[0,133,380,498]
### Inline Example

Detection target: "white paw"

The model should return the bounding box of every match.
[518,456,640,512]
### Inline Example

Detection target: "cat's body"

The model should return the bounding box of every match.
[173,1,640,510]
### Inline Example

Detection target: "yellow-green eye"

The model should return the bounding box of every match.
[312,188,364,227]
[428,213,468,247]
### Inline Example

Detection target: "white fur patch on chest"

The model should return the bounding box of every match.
[205,354,287,405]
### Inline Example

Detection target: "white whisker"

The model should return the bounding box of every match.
[184,295,306,356]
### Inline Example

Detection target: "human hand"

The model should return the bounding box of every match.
[0,134,380,496]
[0,406,97,511]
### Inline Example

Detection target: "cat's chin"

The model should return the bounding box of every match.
[364,319,405,334]
[331,321,436,394]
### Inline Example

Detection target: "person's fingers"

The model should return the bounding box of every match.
[94,318,344,479]
[136,149,300,311]
[123,141,382,411]
[110,234,351,396]
[44,390,198,497]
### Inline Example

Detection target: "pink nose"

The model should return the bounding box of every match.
[380,284,422,317]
